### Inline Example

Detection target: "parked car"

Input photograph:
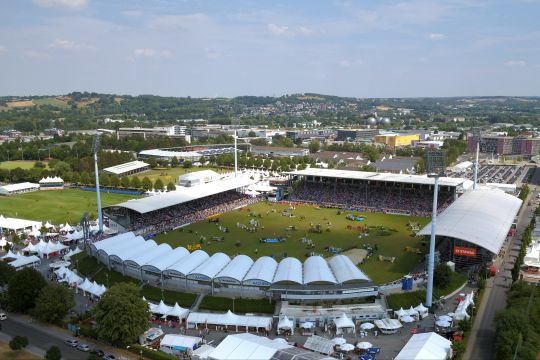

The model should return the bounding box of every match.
[103,355,116,360]
[0,313,7,321]
[90,349,105,357]
[77,344,91,352]
[64,339,79,347]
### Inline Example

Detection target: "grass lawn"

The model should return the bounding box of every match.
[0,342,40,360]
[386,272,468,310]
[129,166,225,185]
[0,189,138,224]
[0,160,49,170]
[33,97,70,109]
[199,296,275,314]
[153,202,430,284]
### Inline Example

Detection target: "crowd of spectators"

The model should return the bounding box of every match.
[128,190,260,234]
[289,182,453,216]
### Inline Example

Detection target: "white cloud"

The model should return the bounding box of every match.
[299,26,313,35]
[504,60,527,67]
[429,33,447,41]
[121,10,143,18]
[268,23,289,36]
[33,0,87,10]
[48,38,91,50]
[134,48,157,57]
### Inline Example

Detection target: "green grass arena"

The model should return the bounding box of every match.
[153,202,430,284]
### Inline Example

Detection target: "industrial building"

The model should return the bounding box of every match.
[467,134,540,156]
[375,133,420,147]
[336,129,379,142]
[117,125,190,142]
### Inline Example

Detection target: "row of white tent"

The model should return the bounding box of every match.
[454,291,475,321]
[54,267,107,297]
[145,298,190,319]
[91,232,372,286]
[394,303,429,320]
[22,239,68,257]
[4,254,41,270]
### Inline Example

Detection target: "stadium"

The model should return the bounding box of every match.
[97,168,522,302]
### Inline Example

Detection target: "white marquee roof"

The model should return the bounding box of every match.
[328,255,371,284]
[395,332,452,360]
[207,333,286,360]
[273,257,303,285]
[215,255,254,283]
[303,256,336,285]
[109,176,256,214]
[39,176,64,184]
[0,182,39,193]
[102,161,149,175]
[243,256,278,286]
[0,215,41,231]
[165,250,209,277]
[286,168,469,187]
[8,255,40,268]
[188,253,231,280]
[418,189,522,254]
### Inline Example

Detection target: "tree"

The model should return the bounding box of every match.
[93,283,149,346]
[45,346,62,360]
[0,261,16,286]
[99,174,111,187]
[31,283,75,325]
[308,140,320,153]
[141,177,153,191]
[70,172,80,184]
[167,182,176,191]
[183,160,192,168]
[434,263,452,288]
[147,158,158,168]
[53,161,71,175]
[154,178,164,191]
[131,176,142,189]
[120,176,131,188]
[170,156,179,167]
[9,336,28,350]
[248,130,257,137]
[7,267,47,313]
[80,171,91,185]
[110,175,120,188]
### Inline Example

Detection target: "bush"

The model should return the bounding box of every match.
[127,344,178,360]
[45,345,62,360]
[9,336,29,350]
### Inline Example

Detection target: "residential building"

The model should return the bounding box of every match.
[467,134,540,156]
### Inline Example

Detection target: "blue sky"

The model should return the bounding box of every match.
[0,0,538,97]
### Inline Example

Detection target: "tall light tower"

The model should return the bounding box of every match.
[472,128,482,189]
[93,133,104,233]
[425,149,446,308]
[234,130,238,178]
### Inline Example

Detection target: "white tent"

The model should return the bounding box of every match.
[340,343,355,352]
[395,307,408,318]
[360,322,375,330]
[400,315,415,323]
[64,231,84,241]
[1,250,20,260]
[44,221,54,229]
[414,303,429,319]
[97,284,107,297]
[334,313,355,334]
[277,316,294,335]
[64,247,82,260]
[152,300,173,315]
[60,223,73,233]
[454,291,475,321]
[0,237,7,249]
[78,278,93,293]
[87,281,102,297]
[22,242,38,253]
[395,332,451,360]
[435,320,451,327]
[356,341,373,350]
[187,311,273,332]
[407,306,419,317]
[8,255,40,269]
[163,302,189,319]
[160,334,201,354]
[300,322,314,329]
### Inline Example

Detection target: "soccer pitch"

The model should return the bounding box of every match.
[0,189,138,224]
[153,202,430,284]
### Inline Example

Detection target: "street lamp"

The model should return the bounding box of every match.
[425,149,446,308]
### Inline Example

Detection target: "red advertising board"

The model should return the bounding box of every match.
[453,246,477,257]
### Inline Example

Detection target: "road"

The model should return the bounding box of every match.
[464,183,536,360]
[1,317,83,359]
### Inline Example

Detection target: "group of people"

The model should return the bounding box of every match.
[289,182,453,216]
[129,191,261,235]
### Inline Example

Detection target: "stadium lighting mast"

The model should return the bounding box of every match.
[425,149,446,308]
[472,128,482,190]
[234,130,238,178]
[93,132,104,233]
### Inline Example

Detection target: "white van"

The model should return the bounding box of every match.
[0,313,7,320]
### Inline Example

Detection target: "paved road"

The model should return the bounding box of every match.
[1,317,83,359]
[464,183,537,360]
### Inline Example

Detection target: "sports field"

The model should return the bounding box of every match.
[153,202,430,284]
[0,189,138,224]
[0,160,49,170]
[128,166,224,184]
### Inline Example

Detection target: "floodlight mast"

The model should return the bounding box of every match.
[234,130,238,178]
[472,128,482,190]
[425,149,446,308]
[93,133,103,233]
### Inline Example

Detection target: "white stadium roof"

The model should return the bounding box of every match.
[108,176,256,213]
[102,160,149,175]
[286,168,471,187]
[139,149,201,159]
[328,255,371,284]
[90,234,373,287]
[418,189,522,254]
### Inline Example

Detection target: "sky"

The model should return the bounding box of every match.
[0,0,539,98]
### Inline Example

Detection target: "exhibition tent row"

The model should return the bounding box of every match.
[90,232,371,286]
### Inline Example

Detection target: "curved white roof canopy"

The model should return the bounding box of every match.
[303,256,337,285]
[273,257,303,285]
[187,253,231,281]
[328,255,371,284]
[143,246,190,273]
[243,256,278,286]
[418,189,522,254]
[215,254,254,284]
[99,235,145,257]
[165,250,209,277]
[124,243,172,268]
[92,232,136,252]
[111,239,156,263]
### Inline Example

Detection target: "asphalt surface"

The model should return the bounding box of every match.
[1,317,84,359]
[464,182,537,360]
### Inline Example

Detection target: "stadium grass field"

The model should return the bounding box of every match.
[0,189,138,224]
[128,166,226,184]
[0,160,49,170]
[153,202,430,284]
